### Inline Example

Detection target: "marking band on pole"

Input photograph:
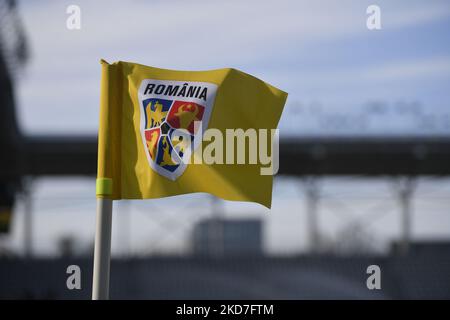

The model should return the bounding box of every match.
[96,178,113,197]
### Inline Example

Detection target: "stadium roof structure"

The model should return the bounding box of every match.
[7,134,449,177]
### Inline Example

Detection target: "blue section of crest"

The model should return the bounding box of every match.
[155,136,180,172]
[168,128,194,159]
[142,98,173,129]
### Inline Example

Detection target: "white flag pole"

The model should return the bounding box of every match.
[92,178,113,300]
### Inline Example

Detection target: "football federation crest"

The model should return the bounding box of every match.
[138,79,218,180]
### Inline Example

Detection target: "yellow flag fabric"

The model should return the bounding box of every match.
[97,60,287,208]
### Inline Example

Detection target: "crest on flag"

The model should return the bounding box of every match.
[138,79,218,180]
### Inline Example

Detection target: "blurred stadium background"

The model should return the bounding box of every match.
[0,0,450,299]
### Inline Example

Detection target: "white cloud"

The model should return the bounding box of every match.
[21,0,450,67]
[366,57,450,81]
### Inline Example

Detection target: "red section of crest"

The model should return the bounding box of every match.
[145,128,160,160]
[167,101,205,134]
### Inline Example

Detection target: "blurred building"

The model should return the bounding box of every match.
[192,218,263,257]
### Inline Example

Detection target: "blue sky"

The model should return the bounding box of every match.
[15,0,450,135]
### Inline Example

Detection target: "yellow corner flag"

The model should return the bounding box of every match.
[97,60,287,208]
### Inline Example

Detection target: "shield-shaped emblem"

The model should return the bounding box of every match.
[138,79,218,180]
